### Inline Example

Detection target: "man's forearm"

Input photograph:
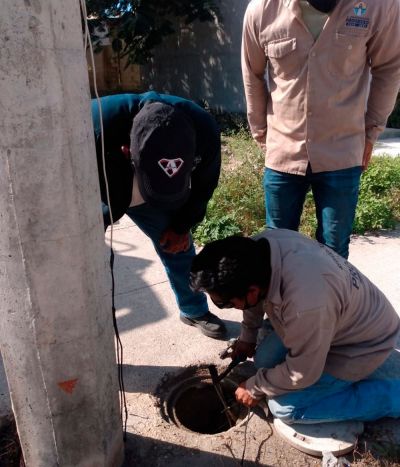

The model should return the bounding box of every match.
[240,305,264,343]
[241,0,269,148]
[242,58,269,147]
[366,80,400,143]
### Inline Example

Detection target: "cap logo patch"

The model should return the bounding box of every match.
[158,158,184,178]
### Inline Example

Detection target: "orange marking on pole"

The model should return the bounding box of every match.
[58,378,78,394]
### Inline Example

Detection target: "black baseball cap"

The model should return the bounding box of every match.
[130,101,196,209]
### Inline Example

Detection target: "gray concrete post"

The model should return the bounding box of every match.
[0,1,124,466]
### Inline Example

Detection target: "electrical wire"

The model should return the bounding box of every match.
[79,0,128,439]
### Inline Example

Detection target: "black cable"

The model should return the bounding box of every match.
[110,248,128,440]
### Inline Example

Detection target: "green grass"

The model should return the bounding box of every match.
[193,131,400,245]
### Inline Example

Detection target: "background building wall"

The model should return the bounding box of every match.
[88,0,250,112]
[87,46,142,93]
[142,0,249,112]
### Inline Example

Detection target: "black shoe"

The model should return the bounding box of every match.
[180,311,226,339]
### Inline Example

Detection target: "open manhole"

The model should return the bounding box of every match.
[156,365,249,435]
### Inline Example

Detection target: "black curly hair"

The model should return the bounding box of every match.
[190,235,271,300]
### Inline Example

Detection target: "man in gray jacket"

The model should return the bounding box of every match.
[190,229,400,423]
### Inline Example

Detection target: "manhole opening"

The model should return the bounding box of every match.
[156,365,256,435]
[173,380,240,434]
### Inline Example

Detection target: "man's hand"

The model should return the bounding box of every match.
[231,339,256,360]
[362,139,374,171]
[159,229,190,254]
[235,382,261,408]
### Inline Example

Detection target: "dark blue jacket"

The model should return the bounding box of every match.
[92,92,221,233]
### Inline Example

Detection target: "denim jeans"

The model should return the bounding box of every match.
[263,166,362,259]
[255,323,400,424]
[104,203,209,318]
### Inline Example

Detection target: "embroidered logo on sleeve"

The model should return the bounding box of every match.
[158,158,184,177]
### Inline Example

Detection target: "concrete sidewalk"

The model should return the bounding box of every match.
[374,128,400,157]
[106,220,400,466]
[374,139,400,157]
[1,216,399,465]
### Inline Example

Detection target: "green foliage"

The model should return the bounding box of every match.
[193,123,400,245]
[353,156,400,233]
[86,1,220,65]
[193,214,242,245]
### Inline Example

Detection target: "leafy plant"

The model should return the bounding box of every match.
[193,214,241,245]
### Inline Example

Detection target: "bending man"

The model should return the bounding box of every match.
[92,91,225,338]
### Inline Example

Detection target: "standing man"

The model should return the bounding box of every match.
[190,229,400,423]
[92,91,225,338]
[241,0,400,258]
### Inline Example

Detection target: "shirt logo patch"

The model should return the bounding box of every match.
[353,1,367,16]
[158,158,184,178]
[345,15,369,28]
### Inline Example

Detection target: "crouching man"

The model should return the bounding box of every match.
[190,229,400,424]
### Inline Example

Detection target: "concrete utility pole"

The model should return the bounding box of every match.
[0,2,124,466]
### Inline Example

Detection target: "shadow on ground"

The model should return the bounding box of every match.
[122,431,274,467]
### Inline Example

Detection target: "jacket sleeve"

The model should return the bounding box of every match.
[92,95,137,225]
[169,120,221,234]
[94,135,133,226]
[365,0,400,143]
[241,0,269,149]
[240,302,265,343]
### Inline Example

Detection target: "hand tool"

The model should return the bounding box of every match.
[219,338,238,360]
[208,364,236,427]
[207,346,248,427]
[216,354,247,382]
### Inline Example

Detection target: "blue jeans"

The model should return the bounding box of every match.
[104,203,209,318]
[255,323,400,424]
[264,166,362,259]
